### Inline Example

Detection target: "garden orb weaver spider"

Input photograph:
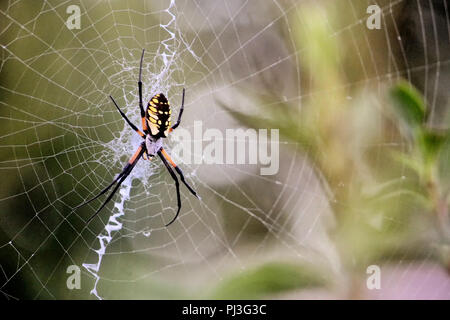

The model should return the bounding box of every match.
[76,49,198,227]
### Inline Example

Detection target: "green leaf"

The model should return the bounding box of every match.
[418,129,447,164]
[389,81,426,129]
[210,262,327,299]
[217,100,276,132]
[218,100,318,159]
[362,176,428,207]
[391,150,422,175]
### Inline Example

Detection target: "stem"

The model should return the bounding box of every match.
[426,178,450,243]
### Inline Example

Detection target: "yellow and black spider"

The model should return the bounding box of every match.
[76,49,198,227]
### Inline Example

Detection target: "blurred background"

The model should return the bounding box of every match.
[0,0,449,299]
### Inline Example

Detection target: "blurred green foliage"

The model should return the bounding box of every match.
[223,1,450,295]
[390,81,426,129]
[210,262,327,299]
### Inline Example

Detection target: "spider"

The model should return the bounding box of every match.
[76,49,198,227]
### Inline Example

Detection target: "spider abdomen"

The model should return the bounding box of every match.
[146,93,171,138]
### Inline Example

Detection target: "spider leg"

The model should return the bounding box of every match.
[160,148,198,198]
[77,142,146,224]
[109,96,145,138]
[169,88,185,132]
[157,149,181,227]
[138,49,148,133]
[75,172,123,210]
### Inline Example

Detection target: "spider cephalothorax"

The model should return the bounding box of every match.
[76,49,197,227]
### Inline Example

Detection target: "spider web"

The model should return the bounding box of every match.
[0,0,449,299]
